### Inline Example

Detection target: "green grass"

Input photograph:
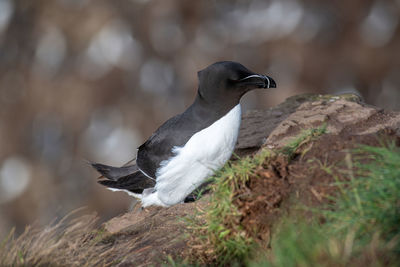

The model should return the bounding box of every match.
[188,148,274,265]
[280,123,327,159]
[254,143,400,266]
[327,144,400,251]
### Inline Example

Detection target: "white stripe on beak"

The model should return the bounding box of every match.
[239,74,271,88]
[239,74,264,81]
[264,75,270,88]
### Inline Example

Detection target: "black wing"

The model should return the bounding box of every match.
[136,113,200,178]
[136,98,231,178]
[91,162,138,180]
[98,171,155,194]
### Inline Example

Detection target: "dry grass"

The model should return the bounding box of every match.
[0,208,123,266]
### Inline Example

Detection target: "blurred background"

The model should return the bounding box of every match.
[0,0,399,236]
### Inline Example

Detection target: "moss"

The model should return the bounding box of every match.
[307,93,363,103]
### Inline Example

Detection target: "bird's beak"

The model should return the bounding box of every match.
[238,74,276,89]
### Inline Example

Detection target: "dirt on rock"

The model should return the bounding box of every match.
[288,129,400,206]
[234,155,290,246]
[233,129,400,248]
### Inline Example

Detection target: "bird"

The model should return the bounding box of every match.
[91,61,276,207]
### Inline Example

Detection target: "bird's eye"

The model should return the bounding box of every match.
[226,78,238,86]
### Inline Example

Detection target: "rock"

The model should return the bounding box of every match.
[237,94,321,151]
[101,197,209,266]
[264,94,400,148]
[236,93,366,152]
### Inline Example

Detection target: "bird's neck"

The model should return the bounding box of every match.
[187,95,239,125]
[194,90,240,113]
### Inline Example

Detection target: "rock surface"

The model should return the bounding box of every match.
[264,94,400,148]
[236,94,318,151]
[100,198,209,266]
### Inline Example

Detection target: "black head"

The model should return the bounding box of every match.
[196,61,276,107]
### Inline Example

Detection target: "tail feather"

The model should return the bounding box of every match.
[90,162,138,180]
[98,171,156,194]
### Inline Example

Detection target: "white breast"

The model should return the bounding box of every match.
[141,104,242,207]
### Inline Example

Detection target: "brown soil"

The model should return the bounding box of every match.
[233,129,400,247]
[234,155,290,246]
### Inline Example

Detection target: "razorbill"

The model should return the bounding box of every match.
[91,61,276,207]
